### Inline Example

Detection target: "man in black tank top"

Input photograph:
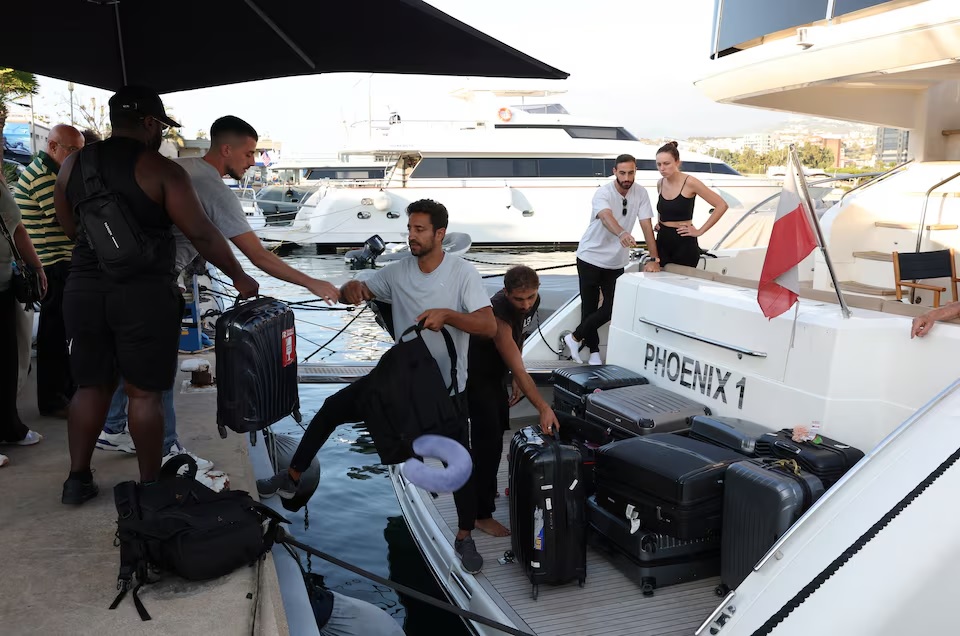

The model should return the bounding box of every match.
[53,86,259,504]
[464,266,560,537]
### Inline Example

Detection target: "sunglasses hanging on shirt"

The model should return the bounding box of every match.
[622,198,628,216]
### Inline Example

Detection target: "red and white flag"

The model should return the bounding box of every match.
[757,156,819,319]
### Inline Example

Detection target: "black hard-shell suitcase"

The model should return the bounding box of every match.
[585,385,708,438]
[586,497,720,597]
[508,426,587,599]
[755,429,864,488]
[551,365,647,418]
[718,459,825,594]
[586,495,720,562]
[595,434,743,539]
[216,298,301,438]
[688,415,771,457]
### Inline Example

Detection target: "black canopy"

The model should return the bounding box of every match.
[3,0,567,93]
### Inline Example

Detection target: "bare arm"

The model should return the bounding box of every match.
[417,306,497,338]
[682,177,730,237]
[232,231,339,302]
[597,209,636,248]
[54,153,78,240]
[638,218,661,272]
[911,302,960,338]
[340,279,375,305]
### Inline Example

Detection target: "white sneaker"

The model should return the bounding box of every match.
[96,430,137,454]
[0,453,8,467]
[564,333,584,364]
[588,352,603,366]
[1,430,43,446]
[162,441,214,472]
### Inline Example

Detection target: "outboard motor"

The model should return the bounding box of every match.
[345,234,386,270]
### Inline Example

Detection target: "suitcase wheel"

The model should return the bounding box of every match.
[218,423,228,440]
[641,577,655,598]
[715,584,729,597]
[531,584,539,601]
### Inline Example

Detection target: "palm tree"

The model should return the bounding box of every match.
[0,69,38,141]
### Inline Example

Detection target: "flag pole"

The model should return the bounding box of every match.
[790,144,851,319]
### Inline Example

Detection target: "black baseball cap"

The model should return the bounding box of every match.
[108,86,181,128]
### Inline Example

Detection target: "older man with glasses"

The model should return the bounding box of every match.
[14,123,85,417]
[563,153,660,365]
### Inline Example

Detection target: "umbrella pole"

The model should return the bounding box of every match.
[114,3,128,85]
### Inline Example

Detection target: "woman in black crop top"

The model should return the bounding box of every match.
[654,141,729,267]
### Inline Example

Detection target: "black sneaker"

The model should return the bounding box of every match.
[256,470,299,500]
[62,477,99,505]
[454,536,483,574]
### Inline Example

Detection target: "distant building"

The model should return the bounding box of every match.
[809,135,843,168]
[875,127,910,164]
[743,133,774,154]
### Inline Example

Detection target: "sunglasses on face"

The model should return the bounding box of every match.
[54,141,82,153]
[622,198,628,216]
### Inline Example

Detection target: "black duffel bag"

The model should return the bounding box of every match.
[110,455,289,620]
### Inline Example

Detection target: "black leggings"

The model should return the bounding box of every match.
[656,226,702,268]
[573,258,623,353]
[0,288,29,443]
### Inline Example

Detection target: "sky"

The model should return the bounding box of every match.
[15,0,792,155]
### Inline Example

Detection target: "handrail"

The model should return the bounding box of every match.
[711,173,883,250]
[838,160,912,205]
[915,169,960,253]
[638,317,767,358]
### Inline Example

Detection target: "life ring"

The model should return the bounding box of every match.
[498,107,513,122]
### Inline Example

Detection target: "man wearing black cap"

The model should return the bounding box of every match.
[53,86,258,504]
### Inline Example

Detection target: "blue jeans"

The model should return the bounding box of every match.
[103,379,178,454]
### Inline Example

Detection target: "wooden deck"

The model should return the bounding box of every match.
[427,417,721,636]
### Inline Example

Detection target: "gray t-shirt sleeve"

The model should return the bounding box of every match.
[206,187,253,239]
[459,261,492,314]
[363,261,396,303]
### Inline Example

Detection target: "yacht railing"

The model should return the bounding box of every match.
[711,173,883,251]
[915,170,960,253]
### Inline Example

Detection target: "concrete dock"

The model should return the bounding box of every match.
[0,356,289,636]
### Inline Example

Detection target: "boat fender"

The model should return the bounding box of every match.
[401,434,472,492]
[265,431,322,512]
[373,190,392,212]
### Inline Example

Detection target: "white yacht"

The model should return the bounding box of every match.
[254,90,783,248]
[370,2,960,634]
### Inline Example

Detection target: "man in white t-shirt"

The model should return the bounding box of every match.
[564,154,661,365]
[97,116,340,472]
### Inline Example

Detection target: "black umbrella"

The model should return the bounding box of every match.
[3,0,567,93]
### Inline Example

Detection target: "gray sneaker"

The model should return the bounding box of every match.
[256,470,299,500]
[454,535,483,574]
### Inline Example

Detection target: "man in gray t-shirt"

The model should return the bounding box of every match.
[258,199,497,574]
[98,116,341,471]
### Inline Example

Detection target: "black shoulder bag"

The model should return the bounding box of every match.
[0,214,43,305]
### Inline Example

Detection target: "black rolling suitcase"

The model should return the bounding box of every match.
[688,415,771,457]
[755,429,864,488]
[587,495,720,596]
[594,434,743,539]
[718,459,825,594]
[216,298,301,439]
[585,385,708,439]
[551,365,647,418]
[508,426,587,599]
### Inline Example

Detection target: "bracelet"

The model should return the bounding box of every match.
[617,231,626,238]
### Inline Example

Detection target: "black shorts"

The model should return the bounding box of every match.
[63,281,184,392]
[656,225,702,268]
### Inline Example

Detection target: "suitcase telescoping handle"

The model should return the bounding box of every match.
[542,432,580,531]
[774,440,802,455]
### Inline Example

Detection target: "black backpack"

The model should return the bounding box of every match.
[110,455,289,620]
[362,324,468,465]
[74,143,170,280]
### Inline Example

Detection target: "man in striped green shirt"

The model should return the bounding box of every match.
[14,124,84,416]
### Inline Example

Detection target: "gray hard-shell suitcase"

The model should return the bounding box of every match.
[585,384,709,438]
[718,459,824,594]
